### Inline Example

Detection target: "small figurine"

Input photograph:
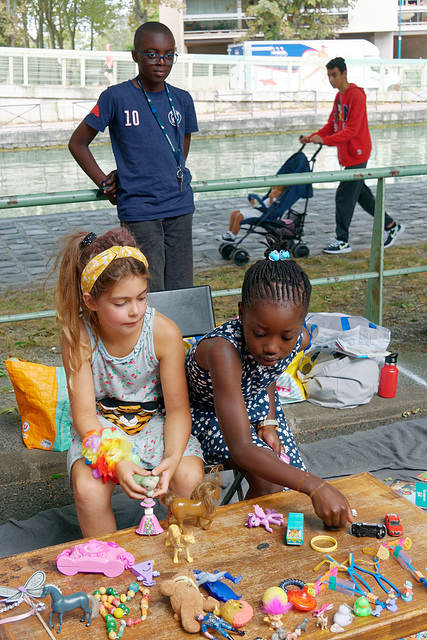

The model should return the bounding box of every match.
[220,600,254,628]
[371,603,385,617]
[295,617,309,632]
[315,612,328,631]
[333,603,354,627]
[136,497,164,536]
[194,570,242,602]
[402,580,413,602]
[40,584,99,634]
[133,473,160,497]
[386,589,398,612]
[271,629,287,640]
[286,629,302,640]
[196,612,245,639]
[162,466,222,534]
[131,560,160,586]
[165,524,195,563]
[246,505,284,533]
[353,596,371,617]
[261,586,289,630]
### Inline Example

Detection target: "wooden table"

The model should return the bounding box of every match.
[1,472,427,640]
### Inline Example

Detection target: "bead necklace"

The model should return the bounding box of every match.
[93,583,149,640]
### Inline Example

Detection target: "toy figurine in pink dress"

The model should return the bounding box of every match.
[136,498,164,536]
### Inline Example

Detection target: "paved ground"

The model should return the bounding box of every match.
[0,179,426,292]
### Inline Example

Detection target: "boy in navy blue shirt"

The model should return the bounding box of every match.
[69,22,198,291]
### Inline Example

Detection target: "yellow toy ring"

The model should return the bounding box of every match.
[310,535,338,553]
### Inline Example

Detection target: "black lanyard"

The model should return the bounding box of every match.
[135,77,184,189]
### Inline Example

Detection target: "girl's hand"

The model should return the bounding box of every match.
[310,482,354,529]
[115,460,152,500]
[258,425,282,456]
[150,456,181,498]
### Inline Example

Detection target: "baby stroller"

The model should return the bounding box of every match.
[219,144,321,266]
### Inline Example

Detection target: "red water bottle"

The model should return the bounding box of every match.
[378,353,399,398]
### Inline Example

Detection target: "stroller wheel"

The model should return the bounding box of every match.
[231,248,250,266]
[292,243,310,259]
[219,242,235,260]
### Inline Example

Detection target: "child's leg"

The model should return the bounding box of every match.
[71,458,116,537]
[229,210,244,235]
[169,455,205,498]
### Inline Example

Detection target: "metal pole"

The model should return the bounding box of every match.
[398,0,403,59]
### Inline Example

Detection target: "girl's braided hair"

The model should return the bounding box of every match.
[241,233,311,313]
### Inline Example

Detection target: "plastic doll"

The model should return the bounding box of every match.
[136,497,164,536]
[386,589,398,612]
[402,580,413,602]
[261,587,289,631]
[196,613,245,640]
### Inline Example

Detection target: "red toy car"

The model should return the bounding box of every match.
[385,513,403,537]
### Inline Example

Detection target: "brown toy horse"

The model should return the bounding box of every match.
[161,466,222,534]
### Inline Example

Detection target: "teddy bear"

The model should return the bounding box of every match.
[160,570,219,633]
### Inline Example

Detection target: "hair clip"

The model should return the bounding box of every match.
[80,232,97,248]
[268,250,280,261]
[268,250,290,261]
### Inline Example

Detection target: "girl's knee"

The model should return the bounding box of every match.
[72,461,112,508]
[170,456,205,498]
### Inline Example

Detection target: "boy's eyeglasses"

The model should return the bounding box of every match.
[134,51,178,66]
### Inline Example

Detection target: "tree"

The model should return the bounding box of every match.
[243,0,350,40]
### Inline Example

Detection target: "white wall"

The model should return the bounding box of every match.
[348,0,397,32]
[159,4,186,53]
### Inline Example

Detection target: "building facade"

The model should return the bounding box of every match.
[160,0,427,59]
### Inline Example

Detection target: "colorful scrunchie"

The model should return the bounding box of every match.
[82,426,140,483]
[80,246,149,294]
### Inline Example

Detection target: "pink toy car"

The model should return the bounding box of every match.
[56,539,135,577]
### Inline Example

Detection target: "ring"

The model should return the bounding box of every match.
[310,535,338,553]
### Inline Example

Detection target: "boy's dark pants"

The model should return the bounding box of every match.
[123,212,193,292]
[335,162,394,243]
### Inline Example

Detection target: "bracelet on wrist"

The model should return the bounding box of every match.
[296,471,311,493]
[82,426,139,484]
[309,480,328,500]
[256,419,279,431]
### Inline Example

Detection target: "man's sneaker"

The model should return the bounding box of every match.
[322,238,352,254]
[221,230,236,242]
[384,223,405,248]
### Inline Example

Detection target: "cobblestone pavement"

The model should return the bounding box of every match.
[0,180,426,292]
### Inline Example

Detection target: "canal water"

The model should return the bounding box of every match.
[1,123,426,218]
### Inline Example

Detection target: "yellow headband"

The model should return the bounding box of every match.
[80,246,149,294]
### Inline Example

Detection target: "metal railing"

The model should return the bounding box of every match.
[0,103,42,129]
[1,47,427,96]
[279,91,317,115]
[213,91,254,119]
[0,163,426,326]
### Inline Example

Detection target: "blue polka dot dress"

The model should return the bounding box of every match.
[185,318,306,471]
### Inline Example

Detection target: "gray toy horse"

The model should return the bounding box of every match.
[40,584,99,633]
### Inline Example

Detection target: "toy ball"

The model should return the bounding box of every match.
[220,600,253,628]
[262,586,288,607]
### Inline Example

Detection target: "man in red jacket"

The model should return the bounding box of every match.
[300,57,404,254]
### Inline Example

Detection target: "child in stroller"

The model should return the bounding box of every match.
[219,144,321,266]
[222,185,285,243]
